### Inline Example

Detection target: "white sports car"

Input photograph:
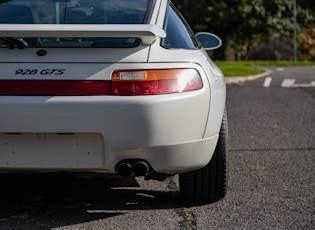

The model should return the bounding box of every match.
[0,0,227,202]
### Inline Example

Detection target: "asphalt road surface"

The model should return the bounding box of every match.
[0,66,314,230]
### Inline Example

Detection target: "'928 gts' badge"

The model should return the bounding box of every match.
[15,69,65,75]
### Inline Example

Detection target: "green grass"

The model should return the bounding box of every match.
[215,61,315,77]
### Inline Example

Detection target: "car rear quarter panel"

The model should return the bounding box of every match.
[148,42,226,138]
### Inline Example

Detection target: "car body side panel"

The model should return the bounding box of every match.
[148,42,226,138]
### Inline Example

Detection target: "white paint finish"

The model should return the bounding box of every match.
[0,63,112,80]
[0,88,210,146]
[0,24,166,45]
[149,0,163,25]
[0,133,218,173]
[111,135,219,174]
[155,0,168,27]
[0,133,104,169]
[0,47,151,63]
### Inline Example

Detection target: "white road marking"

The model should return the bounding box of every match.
[281,79,295,88]
[281,79,315,88]
[263,77,272,87]
[276,67,285,71]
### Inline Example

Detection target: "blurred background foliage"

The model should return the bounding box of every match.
[172,0,315,61]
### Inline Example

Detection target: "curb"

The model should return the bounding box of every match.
[224,67,274,84]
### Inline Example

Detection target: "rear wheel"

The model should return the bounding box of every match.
[179,109,228,202]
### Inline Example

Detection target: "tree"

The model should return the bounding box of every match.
[300,27,315,60]
[173,0,315,60]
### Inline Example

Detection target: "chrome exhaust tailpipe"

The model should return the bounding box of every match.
[116,160,150,177]
[133,161,149,177]
[116,163,133,177]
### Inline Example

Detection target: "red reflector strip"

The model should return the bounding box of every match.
[0,80,113,96]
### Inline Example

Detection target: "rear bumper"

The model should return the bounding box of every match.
[111,134,219,174]
[0,133,218,174]
[0,87,221,174]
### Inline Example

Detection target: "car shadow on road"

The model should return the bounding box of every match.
[0,172,204,229]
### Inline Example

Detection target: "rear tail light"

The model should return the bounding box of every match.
[0,69,202,96]
[111,69,202,96]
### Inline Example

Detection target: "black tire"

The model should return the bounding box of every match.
[179,109,228,202]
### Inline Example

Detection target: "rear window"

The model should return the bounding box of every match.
[0,0,154,48]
